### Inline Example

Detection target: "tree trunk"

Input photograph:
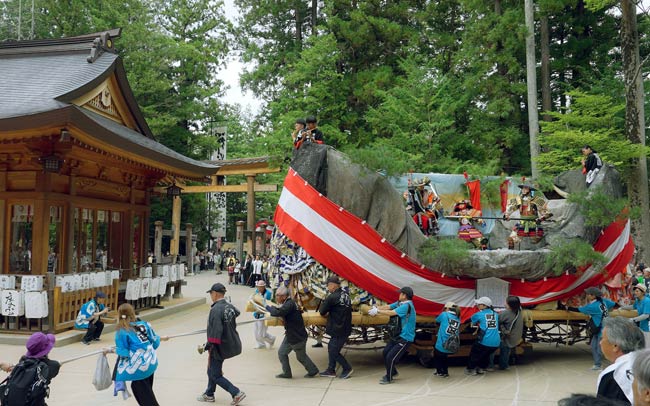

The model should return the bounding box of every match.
[525,0,540,179]
[540,13,552,121]
[621,0,650,262]
[311,0,317,36]
[295,3,302,48]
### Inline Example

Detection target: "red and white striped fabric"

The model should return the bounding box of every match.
[274,168,634,319]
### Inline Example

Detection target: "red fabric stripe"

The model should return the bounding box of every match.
[466,180,481,211]
[275,205,447,315]
[282,169,475,289]
[277,169,633,310]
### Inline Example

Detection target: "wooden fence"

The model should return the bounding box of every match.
[51,279,119,333]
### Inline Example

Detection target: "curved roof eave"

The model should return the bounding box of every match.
[54,57,154,139]
[0,107,218,180]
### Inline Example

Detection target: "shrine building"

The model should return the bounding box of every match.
[0,29,218,332]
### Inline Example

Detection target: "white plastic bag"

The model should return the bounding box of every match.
[92,353,112,391]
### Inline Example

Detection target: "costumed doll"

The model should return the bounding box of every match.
[504,183,551,249]
[448,200,487,249]
[406,177,441,237]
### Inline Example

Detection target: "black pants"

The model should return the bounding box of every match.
[468,342,498,370]
[327,335,351,372]
[205,350,239,398]
[131,373,159,406]
[382,338,411,381]
[433,348,449,375]
[83,319,104,342]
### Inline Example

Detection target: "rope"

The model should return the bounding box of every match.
[57,317,275,365]
[60,348,113,365]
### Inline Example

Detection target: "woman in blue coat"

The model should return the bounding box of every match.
[109,303,168,405]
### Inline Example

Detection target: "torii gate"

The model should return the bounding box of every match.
[152,156,280,261]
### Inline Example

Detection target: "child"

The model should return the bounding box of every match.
[465,297,500,376]
[433,302,461,377]
[106,303,168,406]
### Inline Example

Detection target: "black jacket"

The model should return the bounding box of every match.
[207,299,241,359]
[319,288,352,337]
[267,298,308,344]
[597,370,630,405]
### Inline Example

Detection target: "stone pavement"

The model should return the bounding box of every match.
[0,272,604,405]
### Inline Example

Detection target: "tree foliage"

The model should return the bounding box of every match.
[545,239,608,275]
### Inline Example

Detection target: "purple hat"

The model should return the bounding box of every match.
[25,332,55,358]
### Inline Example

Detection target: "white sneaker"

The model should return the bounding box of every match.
[591,365,602,371]
[253,344,265,349]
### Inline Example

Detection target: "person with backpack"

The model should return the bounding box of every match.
[75,291,109,345]
[559,286,616,370]
[103,303,168,406]
[433,302,461,378]
[465,296,500,376]
[197,283,246,405]
[0,332,60,406]
[488,295,524,371]
[369,286,416,385]
[318,276,353,379]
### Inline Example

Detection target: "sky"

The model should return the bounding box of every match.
[216,0,263,114]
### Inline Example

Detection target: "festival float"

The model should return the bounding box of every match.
[261,142,635,363]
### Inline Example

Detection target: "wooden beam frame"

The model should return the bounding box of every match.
[213,166,280,176]
[152,183,278,194]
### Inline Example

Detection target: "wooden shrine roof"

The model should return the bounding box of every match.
[0,29,217,180]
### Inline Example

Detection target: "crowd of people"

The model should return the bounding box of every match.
[7,273,650,405]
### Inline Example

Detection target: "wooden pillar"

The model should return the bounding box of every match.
[66,175,77,274]
[246,174,256,256]
[185,223,193,269]
[169,196,181,264]
[0,169,5,273]
[154,220,163,264]
[32,172,52,275]
[31,199,48,275]
[236,220,245,261]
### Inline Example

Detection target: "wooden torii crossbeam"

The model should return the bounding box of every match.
[154,156,281,260]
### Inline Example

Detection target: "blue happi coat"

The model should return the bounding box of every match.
[74,299,104,329]
[115,321,160,381]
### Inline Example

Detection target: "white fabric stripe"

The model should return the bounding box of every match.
[279,189,478,307]
[519,221,630,304]
[279,182,629,307]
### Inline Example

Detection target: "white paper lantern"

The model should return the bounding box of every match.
[81,274,91,290]
[0,275,16,290]
[62,276,75,293]
[72,274,82,291]
[150,278,160,298]
[158,277,169,296]
[125,280,134,301]
[20,276,43,292]
[162,265,170,279]
[25,291,48,318]
[1,290,25,316]
[140,266,153,278]
[128,279,141,300]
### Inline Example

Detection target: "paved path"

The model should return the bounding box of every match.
[0,272,603,405]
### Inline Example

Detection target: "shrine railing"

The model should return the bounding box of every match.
[51,278,120,333]
[0,263,188,334]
